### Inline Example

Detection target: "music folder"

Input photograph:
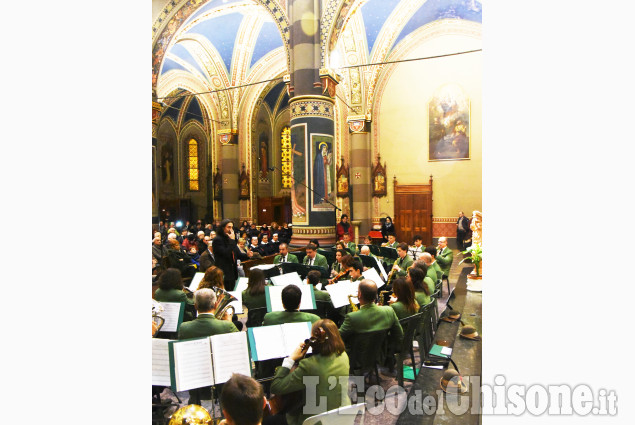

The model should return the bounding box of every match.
[269,272,304,287]
[362,267,385,289]
[325,280,360,308]
[379,246,399,259]
[156,302,185,333]
[188,272,205,292]
[247,321,312,361]
[265,284,316,312]
[167,332,252,392]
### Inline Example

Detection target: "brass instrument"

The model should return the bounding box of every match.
[152,299,165,337]
[386,259,400,284]
[347,294,359,312]
[213,286,238,319]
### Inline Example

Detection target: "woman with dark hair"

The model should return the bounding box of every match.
[212,219,252,291]
[389,277,420,319]
[407,266,431,307]
[153,268,194,321]
[330,248,347,277]
[242,268,267,311]
[336,214,354,241]
[196,266,225,290]
[270,319,350,425]
[380,216,395,242]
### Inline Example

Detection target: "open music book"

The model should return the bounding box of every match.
[247,321,312,361]
[167,332,251,392]
[235,277,249,293]
[188,272,205,292]
[152,338,173,386]
[265,284,316,312]
[269,271,304,287]
[325,280,360,308]
[228,290,243,314]
[157,302,185,333]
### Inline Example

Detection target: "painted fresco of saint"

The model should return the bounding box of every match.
[313,142,332,205]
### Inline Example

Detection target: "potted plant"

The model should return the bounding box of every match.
[460,243,482,291]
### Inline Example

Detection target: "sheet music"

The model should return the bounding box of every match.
[267,285,315,312]
[228,291,243,314]
[235,277,249,293]
[281,322,312,356]
[152,339,173,386]
[270,272,304,287]
[210,332,251,384]
[160,302,183,332]
[172,338,214,392]
[363,268,385,288]
[250,325,285,360]
[374,257,388,281]
[189,272,205,292]
[325,281,357,308]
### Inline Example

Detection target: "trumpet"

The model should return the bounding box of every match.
[347,294,359,312]
[212,286,238,319]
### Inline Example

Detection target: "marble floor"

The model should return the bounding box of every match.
[154,250,474,425]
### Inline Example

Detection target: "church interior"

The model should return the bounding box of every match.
[152,1,483,424]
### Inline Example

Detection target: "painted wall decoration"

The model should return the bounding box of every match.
[259,132,269,178]
[290,124,308,223]
[161,144,175,186]
[213,166,222,200]
[428,83,470,161]
[371,155,387,197]
[311,134,336,210]
[239,165,250,200]
[336,157,349,198]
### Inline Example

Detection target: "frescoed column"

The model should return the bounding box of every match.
[287,0,339,246]
[152,98,162,225]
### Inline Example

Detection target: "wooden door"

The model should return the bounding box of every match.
[393,177,433,246]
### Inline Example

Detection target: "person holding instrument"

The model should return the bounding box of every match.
[268,319,350,425]
[386,243,414,286]
[389,277,420,320]
[329,248,347,278]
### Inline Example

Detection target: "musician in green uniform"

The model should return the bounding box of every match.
[302,243,328,267]
[382,233,399,249]
[262,284,320,326]
[178,288,238,339]
[436,237,454,279]
[388,243,414,281]
[273,243,299,264]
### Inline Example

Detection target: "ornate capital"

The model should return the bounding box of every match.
[319,68,341,99]
[347,116,371,133]
[289,96,335,120]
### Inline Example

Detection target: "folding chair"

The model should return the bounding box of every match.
[346,329,388,386]
[246,306,268,328]
[302,402,366,425]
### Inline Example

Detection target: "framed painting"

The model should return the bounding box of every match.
[290,124,308,223]
[428,83,470,161]
[310,134,336,210]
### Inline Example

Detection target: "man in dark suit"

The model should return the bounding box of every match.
[212,219,252,291]
[456,211,470,251]
[198,240,216,272]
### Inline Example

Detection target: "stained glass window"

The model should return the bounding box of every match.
[280,126,291,188]
[188,139,199,191]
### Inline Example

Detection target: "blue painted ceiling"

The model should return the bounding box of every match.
[360,0,401,55]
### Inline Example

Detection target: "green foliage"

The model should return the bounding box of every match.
[459,243,482,277]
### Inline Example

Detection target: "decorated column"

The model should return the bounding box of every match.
[152,97,162,225]
[287,0,339,246]
[348,118,372,238]
[219,131,240,222]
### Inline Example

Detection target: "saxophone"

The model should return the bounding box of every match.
[347,294,359,312]
[380,290,393,305]
[386,258,400,284]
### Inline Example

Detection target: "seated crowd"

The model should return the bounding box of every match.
[153,217,455,425]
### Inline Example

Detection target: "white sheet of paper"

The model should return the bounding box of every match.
[210,332,251,384]
[160,302,183,333]
[267,285,315,312]
[422,363,444,369]
[251,263,278,270]
[325,280,357,308]
[152,339,173,386]
[189,272,205,292]
[228,291,243,314]
[441,347,453,356]
[172,338,214,392]
[363,268,385,287]
[281,321,312,356]
[235,277,249,293]
[250,325,285,360]
[270,272,304,287]
[375,257,388,281]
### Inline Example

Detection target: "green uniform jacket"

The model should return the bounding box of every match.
[384,241,399,249]
[346,242,358,255]
[432,261,443,281]
[393,255,414,277]
[390,301,419,320]
[314,289,333,304]
[154,288,193,305]
[271,352,351,425]
[262,310,320,326]
[338,303,403,348]
[424,276,436,295]
[241,289,267,310]
[303,253,328,267]
[273,253,299,264]
[426,266,438,285]
[177,313,238,339]
[415,291,432,308]
[436,247,453,276]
